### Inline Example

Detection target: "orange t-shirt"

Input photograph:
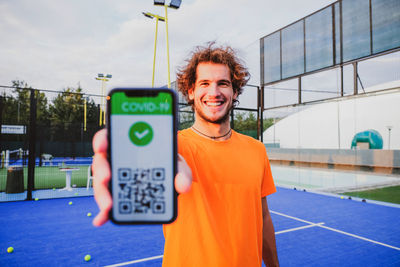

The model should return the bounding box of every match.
[162,128,276,267]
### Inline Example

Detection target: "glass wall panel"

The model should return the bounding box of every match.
[233,110,258,139]
[357,51,400,91]
[334,2,341,64]
[264,79,298,108]
[342,0,371,62]
[302,68,341,102]
[281,21,304,79]
[237,85,258,109]
[371,0,400,54]
[259,0,400,205]
[305,6,333,72]
[263,95,400,203]
[263,32,281,83]
[263,106,302,148]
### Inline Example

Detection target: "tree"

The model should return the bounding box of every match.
[179,110,194,130]
[1,80,49,125]
[12,80,49,124]
[1,80,101,156]
[48,86,100,139]
[1,80,50,149]
[49,87,85,141]
[233,111,274,139]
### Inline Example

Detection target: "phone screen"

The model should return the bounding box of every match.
[108,89,177,223]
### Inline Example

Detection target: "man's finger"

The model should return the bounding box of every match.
[92,152,112,226]
[93,129,108,154]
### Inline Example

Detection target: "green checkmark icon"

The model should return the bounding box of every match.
[129,121,153,146]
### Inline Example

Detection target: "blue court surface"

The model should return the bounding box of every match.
[0,187,399,266]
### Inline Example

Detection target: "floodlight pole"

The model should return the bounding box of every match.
[143,12,166,87]
[83,98,87,131]
[164,5,171,88]
[152,18,159,87]
[152,0,181,88]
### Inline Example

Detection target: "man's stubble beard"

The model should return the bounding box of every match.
[194,101,234,125]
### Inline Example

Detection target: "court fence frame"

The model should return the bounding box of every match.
[0,86,103,201]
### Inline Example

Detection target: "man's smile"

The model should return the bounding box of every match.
[203,100,225,107]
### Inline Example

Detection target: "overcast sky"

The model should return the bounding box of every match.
[0,0,340,96]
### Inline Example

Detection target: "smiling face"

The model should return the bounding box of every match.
[188,62,237,124]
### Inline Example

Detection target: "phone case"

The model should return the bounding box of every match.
[107,88,178,224]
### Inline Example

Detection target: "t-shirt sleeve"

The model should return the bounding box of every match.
[261,149,276,197]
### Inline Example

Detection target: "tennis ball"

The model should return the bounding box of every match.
[7,247,14,253]
[84,254,91,262]
[68,201,73,205]
[34,198,39,201]
[340,196,344,199]
[53,188,56,191]
[87,212,92,217]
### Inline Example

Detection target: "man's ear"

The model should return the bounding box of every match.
[233,90,238,101]
[188,87,195,101]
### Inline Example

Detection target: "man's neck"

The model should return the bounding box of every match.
[191,116,232,141]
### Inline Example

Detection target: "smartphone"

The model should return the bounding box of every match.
[107,88,178,224]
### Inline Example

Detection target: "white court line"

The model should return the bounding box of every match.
[275,222,325,235]
[104,255,163,267]
[270,210,400,251]
[102,223,324,267]
[105,210,399,266]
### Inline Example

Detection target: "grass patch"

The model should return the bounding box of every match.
[342,185,400,204]
[0,165,89,191]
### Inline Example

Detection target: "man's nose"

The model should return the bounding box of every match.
[207,83,220,96]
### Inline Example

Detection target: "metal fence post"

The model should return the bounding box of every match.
[27,89,37,200]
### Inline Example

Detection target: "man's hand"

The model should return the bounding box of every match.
[91,129,192,226]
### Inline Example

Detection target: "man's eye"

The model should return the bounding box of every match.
[200,82,209,86]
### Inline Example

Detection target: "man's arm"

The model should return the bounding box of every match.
[262,197,279,267]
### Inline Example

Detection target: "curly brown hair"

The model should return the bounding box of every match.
[176,42,250,106]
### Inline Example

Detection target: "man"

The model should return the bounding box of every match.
[92,43,279,266]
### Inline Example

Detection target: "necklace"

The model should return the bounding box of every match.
[191,126,232,140]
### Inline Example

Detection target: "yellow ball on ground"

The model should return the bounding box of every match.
[34,198,39,201]
[7,247,14,253]
[84,254,91,262]
[340,196,344,199]
[68,201,73,205]
[87,212,92,217]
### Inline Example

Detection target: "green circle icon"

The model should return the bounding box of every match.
[129,121,153,146]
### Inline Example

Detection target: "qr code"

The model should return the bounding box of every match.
[117,167,166,214]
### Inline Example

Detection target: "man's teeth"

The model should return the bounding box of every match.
[205,102,222,106]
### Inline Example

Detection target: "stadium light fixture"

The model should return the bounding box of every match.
[142,12,165,22]
[95,73,112,126]
[154,0,181,9]
[154,0,165,6]
[143,12,166,87]
[169,0,182,9]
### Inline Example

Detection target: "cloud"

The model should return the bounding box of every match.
[0,0,349,97]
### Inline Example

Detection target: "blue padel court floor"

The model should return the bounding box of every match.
[1,187,399,266]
